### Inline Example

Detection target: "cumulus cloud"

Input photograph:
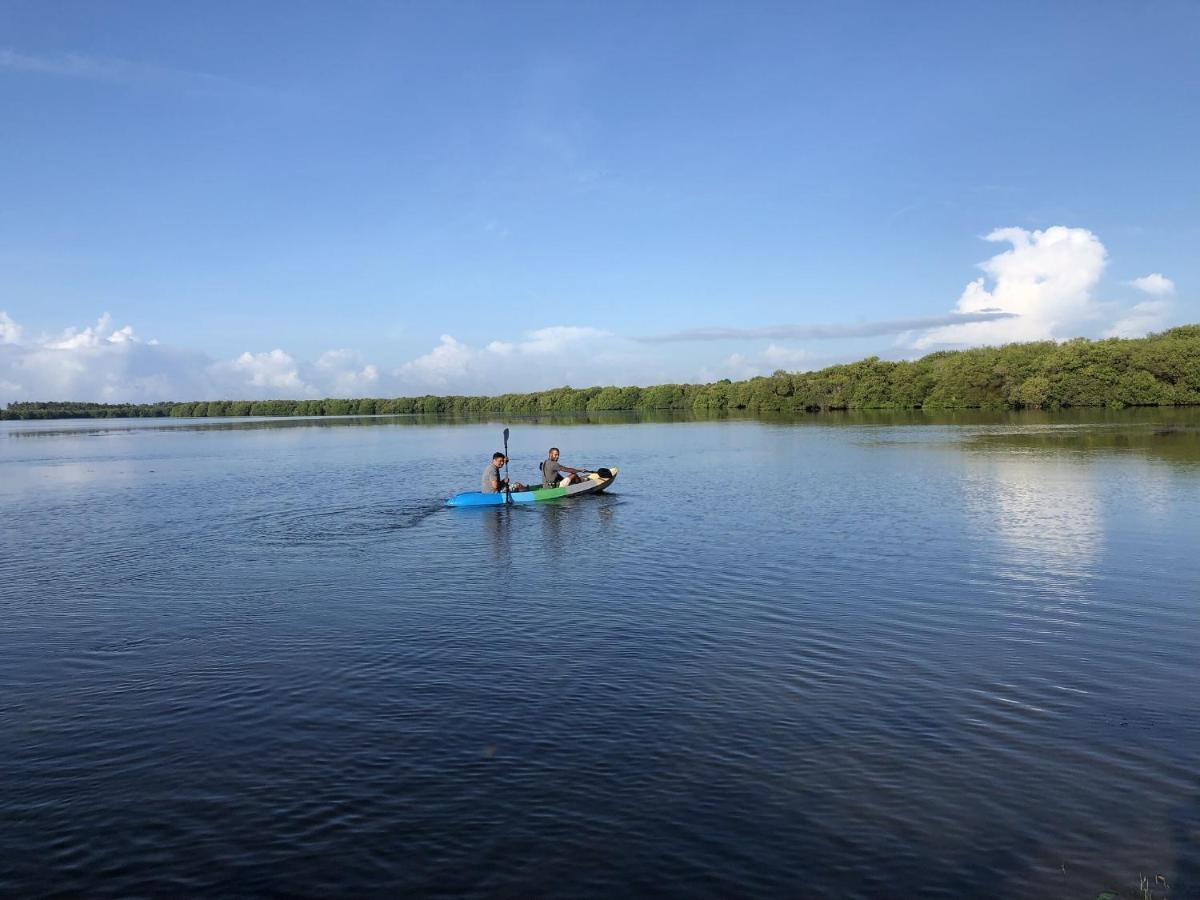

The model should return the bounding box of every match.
[1102,272,1176,337]
[0,311,22,344]
[315,349,380,396]
[0,312,645,405]
[0,311,375,404]
[225,349,314,393]
[0,312,212,403]
[761,344,809,369]
[396,335,476,389]
[2,238,1181,406]
[1105,300,1172,339]
[641,227,1177,356]
[1128,273,1175,296]
[700,354,761,382]
[394,327,623,393]
[43,313,143,350]
[698,344,812,382]
[910,226,1108,349]
[517,326,611,354]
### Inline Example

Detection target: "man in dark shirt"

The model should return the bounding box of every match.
[540,447,584,488]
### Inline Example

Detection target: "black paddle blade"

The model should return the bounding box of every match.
[596,467,613,479]
[503,427,509,443]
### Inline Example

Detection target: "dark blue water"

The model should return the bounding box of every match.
[2,412,1198,898]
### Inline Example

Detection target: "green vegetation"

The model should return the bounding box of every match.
[3,326,1199,420]
[0,400,178,420]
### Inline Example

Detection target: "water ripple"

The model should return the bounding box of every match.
[2,414,1199,897]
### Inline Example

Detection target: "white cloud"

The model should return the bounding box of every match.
[698,344,811,382]
[0,312,201,404]
[43,313,144,350]
[0,313,641,405]
[518,326,611,355]
[314,349,380,395]
[396,335,478,389]
[1104,272,1176,337]
[1105,299,1171,339]
[3,239,1181,408]
[0,312,379,404]
[393,327,626,393]
[0,319,647,405]
[1128,273,1175,296]
[0,311,22,344]
[761,344,809,369]
[908,228,1185,350]
[912,226,1108,349]
[223,349,313,393]
[1,336,211,404]
[700,353,760,382]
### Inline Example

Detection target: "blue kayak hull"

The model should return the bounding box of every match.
[447,467,618,507]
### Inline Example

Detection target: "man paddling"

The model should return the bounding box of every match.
[482,452,524,494]
[540,447,585,488]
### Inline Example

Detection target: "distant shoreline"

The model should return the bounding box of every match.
[3,326,1198,421]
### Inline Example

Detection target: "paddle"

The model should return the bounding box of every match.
[502,427,512,504]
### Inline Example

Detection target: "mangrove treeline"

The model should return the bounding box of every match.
[4,325,1199,421]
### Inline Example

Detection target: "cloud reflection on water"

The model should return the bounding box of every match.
[966,452,1103,579]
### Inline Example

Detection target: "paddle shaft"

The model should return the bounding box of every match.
[502,428,512,503]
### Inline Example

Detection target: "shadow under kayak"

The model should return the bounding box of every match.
[447,467,619,507]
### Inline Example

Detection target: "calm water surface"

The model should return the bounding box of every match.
[2,411,1199,898]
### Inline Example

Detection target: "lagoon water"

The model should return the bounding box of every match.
[2,410,1199,897]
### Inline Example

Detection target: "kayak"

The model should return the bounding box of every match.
[447,467,619,507]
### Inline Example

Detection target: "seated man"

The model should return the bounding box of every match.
[540,447,585,488]
[482,452,524,493]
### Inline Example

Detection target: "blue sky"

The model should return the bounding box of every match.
[1,1,1197,401]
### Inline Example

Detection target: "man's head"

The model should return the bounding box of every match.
[492,452,506,468]
[548,447,560,461]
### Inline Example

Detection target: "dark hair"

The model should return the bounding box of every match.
[548,447,559,454]
[492,452,505,461]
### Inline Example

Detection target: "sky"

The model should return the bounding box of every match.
[1,0,1197,403]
